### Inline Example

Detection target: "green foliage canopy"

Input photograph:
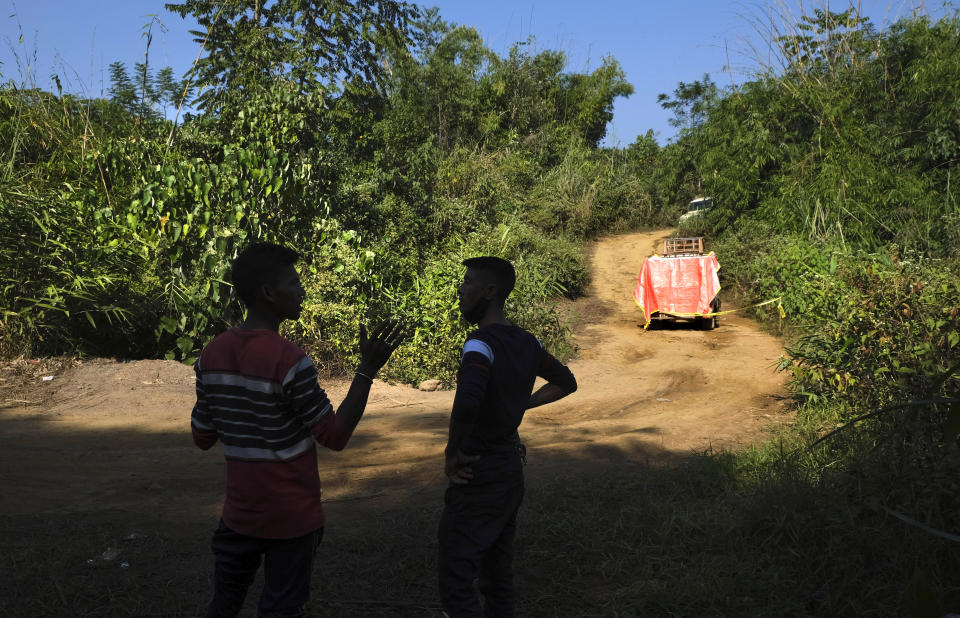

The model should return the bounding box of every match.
[165,0,420,113]
[0,1,643,384]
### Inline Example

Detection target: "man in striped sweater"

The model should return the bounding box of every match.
[191,242,403,618]
[439,256,577,617]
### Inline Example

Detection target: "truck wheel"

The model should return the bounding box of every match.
[703,297,720,330]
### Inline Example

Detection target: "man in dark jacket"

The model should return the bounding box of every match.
[439,256,577,617]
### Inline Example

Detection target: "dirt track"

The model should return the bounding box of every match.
[0,228,789,516]
[0,228,790,614]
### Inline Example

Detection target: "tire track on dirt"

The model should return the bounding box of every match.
[521,228,790,461]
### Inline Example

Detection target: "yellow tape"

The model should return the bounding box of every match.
[647,296,785,320]
[635,252,784,322]
[706,296,785,318]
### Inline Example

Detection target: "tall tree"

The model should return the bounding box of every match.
[133,61,158,117]
[108,61,138,112]
[657,74,719,132]
[153,66,192,112]
[562,56,634,147]
[165,0,420,113]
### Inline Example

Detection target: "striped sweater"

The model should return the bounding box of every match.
[191,328,350,538]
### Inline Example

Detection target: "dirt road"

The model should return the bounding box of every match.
[0,228,790,615]
[0,228,787,512]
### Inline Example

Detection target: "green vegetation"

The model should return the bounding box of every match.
[1,1,959,615]
[658,7,960,614]
[0,3,653,383]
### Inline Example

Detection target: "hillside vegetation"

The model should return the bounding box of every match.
[0,2,657,384]
[656,7,960,614]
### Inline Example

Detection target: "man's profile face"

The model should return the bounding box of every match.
[266,264,306,320]
[458,267,495,323]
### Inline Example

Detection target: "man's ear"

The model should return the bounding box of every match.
[259,282,275,304]
[482,282,499,300]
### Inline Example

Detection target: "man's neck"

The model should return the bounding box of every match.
[477,306,509,328]
[239,306,281,332]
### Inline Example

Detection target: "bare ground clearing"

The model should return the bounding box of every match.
[0,229,790,616]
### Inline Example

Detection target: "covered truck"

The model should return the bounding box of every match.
[633,237,721,330]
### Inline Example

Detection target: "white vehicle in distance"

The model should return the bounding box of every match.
[679,197,714,223]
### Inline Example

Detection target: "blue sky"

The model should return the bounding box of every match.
[1,1,953,145]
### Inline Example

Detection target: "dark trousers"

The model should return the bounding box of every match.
[438,470,525,617]
[206,520,323,618]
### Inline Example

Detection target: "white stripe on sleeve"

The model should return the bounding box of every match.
[282,356,314,386]
[462,339,494,364]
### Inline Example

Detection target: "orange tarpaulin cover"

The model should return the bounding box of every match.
[633,253,721,324]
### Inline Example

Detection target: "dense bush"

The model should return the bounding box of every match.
[654,8,960,610]
[656,8,960,407]
[0,3,648,385]
[674,17,960,617]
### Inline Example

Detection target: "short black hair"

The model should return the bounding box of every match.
[231,242,300,306]
[462,256,516,299]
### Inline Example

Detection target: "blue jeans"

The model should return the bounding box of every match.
[206,520,322,618]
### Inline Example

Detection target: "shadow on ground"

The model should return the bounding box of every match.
[2,408,958,617]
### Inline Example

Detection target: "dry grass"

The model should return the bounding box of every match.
[0,356,78,409]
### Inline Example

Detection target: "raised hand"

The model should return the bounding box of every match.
[357,320,404,377]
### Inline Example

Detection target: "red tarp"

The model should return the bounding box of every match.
[633,253,721,324]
